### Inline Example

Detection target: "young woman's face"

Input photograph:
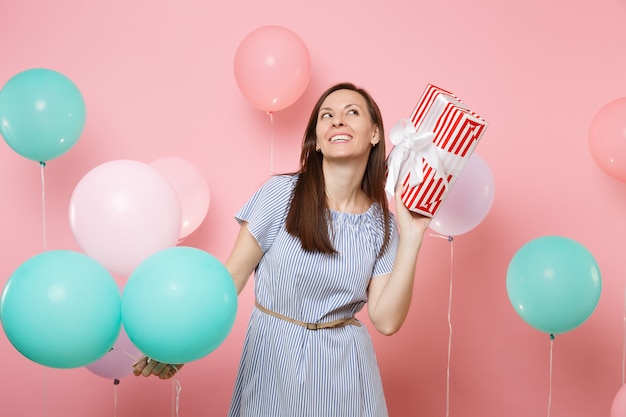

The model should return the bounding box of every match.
[315,89,379,161]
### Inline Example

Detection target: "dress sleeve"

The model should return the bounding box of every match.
[372,214,400,277]
[234,175,296,252]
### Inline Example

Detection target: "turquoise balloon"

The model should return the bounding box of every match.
[122,246,237,364]
[506,236,602,335]
[0,250,121,368]
[0,68,86,162]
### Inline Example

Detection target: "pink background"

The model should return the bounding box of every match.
[1,0,626,416]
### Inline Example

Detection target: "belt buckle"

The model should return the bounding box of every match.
[305,322,319,331]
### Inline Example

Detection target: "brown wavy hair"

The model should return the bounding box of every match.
[285,82,391,257]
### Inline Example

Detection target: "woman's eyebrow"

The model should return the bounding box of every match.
[319,103,360,112]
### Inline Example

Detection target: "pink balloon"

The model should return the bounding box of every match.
[150,157,211,240]
[85,326,142,380]
[589,97,626,182]
[69,160,181,276]
[611,384,626,417]
[429,153,495,237]
[234,25,311,113]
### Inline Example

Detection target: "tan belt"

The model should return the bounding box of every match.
[255,300,361,330]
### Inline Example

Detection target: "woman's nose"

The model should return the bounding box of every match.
[331,115,344,126]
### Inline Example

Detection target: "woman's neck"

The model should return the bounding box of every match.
[322,162,369,214]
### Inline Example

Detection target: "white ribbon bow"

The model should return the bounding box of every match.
[385,119,449,199]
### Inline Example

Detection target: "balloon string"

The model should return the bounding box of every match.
[547,334,554,417]
[43,367,48,417]
[40,161,47,252]
[111,347,142,361]
[622,280,626,385]
[171,377,182,417]
[113,381,118,417]
[445,235,454,417]
[429,232,454,417]
[267,111,274,175]
[39,161,49,416]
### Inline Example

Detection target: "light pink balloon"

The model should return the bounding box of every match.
[429,153,495,237]
[85,326,142,380]
[588,97,626,182]
[150,157,210,240]
[234,25,311,113]
[69,160,181,276]
[611,384,626,417]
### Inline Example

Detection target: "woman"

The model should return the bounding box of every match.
[134,82,431,416]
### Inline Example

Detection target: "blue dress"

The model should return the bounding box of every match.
[228,175,399,417]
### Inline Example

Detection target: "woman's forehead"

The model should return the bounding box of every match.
[321,89,366,108]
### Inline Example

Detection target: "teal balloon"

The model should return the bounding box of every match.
[122,246,237,364]
[506,236,601,335]
[0,68,86,162]
[0,250,121,368]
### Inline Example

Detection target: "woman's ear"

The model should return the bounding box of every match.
[371,126,380,146]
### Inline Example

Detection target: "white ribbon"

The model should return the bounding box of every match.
[385,119,449,199]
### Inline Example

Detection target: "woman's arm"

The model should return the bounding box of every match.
[366,192,431,336]
[225,221,264,294]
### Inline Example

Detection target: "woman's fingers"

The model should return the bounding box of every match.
[151,361,167,376]
[141,358,159,377]
[132,355,149,376]
[132,355,185,379]
[159,365,175,379]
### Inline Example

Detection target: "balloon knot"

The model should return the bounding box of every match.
[549,333,555,340]
[113,379,120,385]
[39,161,46,167]
[447,236,454,242]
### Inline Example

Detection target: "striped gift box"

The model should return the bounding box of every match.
[386,84,488,217]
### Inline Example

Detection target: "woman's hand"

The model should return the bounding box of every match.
[132,355,184,380]
[394,189,432,239]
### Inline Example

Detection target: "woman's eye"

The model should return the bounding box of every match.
[347,109,358,116]
[320,112,332,119]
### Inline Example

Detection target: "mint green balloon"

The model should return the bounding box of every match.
[122,246,238,364]
[0,250,121,368]
[0,68,86,162]
[506,236,602,335]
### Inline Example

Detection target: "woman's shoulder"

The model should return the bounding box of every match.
[237,175,298,219]
[260,174,298,194]
[248,174,298,202]
[268,173,298,185]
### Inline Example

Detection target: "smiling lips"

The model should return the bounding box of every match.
[330,134,352,143]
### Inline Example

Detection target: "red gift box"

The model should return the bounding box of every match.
[385,84,488,217]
